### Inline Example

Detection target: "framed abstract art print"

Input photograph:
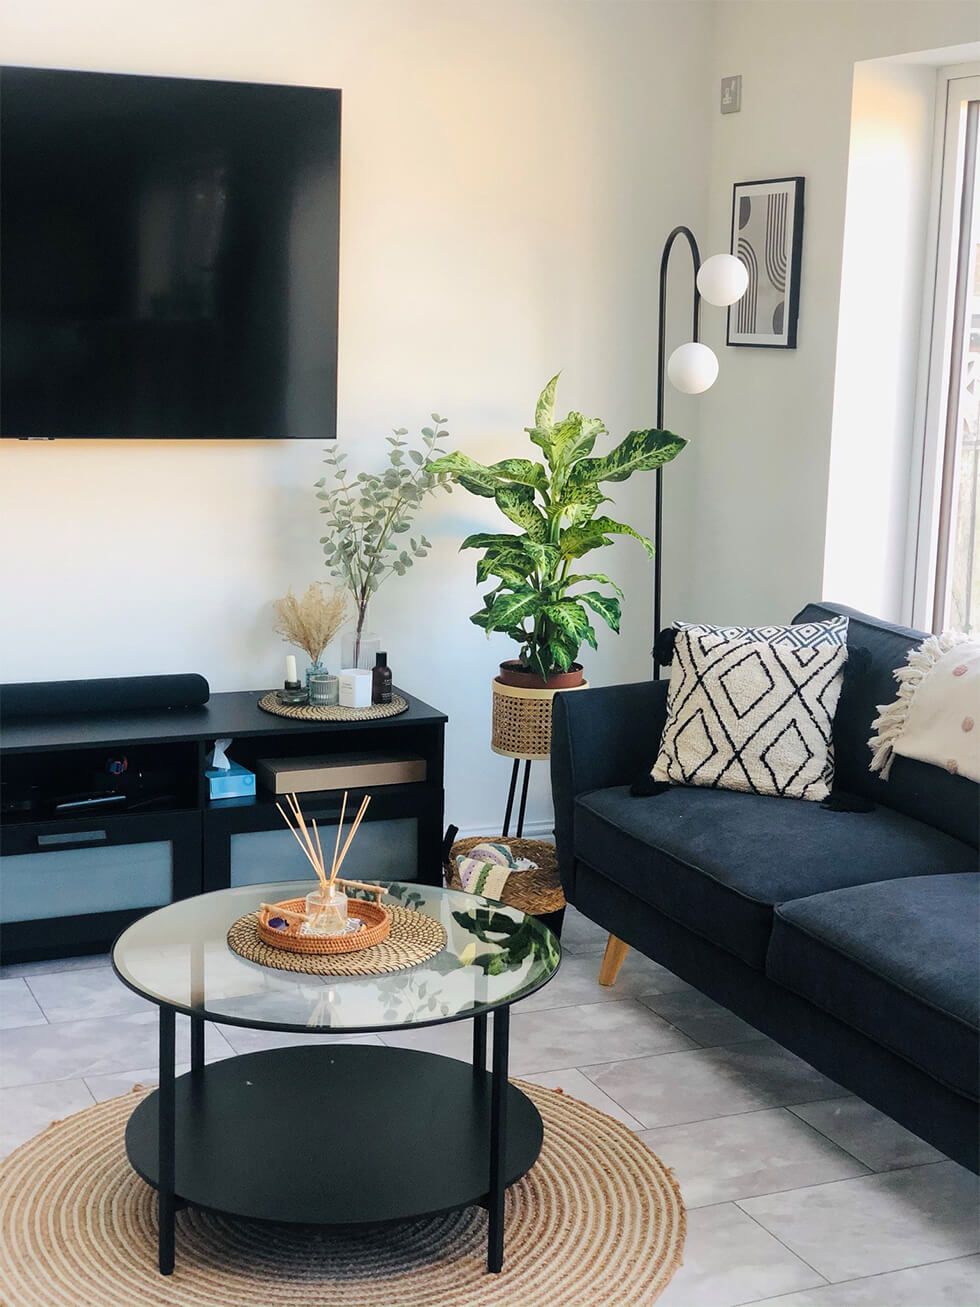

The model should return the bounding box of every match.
[727,176,804,349]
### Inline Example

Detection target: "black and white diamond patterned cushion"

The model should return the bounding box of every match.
[653,630,848,801]
[674,614,848,650]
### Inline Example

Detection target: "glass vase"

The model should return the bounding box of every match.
[303,884,349,936]
[305,658,327,689]
[341,629,381,671]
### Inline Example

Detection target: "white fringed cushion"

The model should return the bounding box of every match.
[653,630,847,801]
[869,634,980,782]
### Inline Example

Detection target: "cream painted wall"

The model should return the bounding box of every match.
[0,0,710,834]
[685,1,979,629]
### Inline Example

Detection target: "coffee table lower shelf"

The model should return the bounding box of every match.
[126,1043,543,1229]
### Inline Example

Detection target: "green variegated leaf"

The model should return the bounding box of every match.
[494,485,548,541]
[522,541,561,573]
[428,452,498,497]
[547,636,576,673]
[556,482,608,527]
[485,586,543,632]
[565,572,625,598]
[542,599,591,643]
[460,531,523,551]
[536,374,559,428]
[552,412,605,466]
[570,428,687,485]
[476,548,533,587]
[487,458,549,492]
[560,516,654,560]
[577,590,621,632]
[525,373,560,454]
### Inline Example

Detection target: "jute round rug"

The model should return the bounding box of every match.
[0,1082,685,1307]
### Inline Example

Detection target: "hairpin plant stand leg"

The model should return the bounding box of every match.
[501,759,532,838]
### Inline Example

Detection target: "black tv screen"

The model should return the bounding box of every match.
[1,68,341,439]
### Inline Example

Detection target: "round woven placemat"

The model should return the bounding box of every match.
[227,904,446,975]
[257,692,409,722]
[446,837,565,916]
[0,1082,686,1307]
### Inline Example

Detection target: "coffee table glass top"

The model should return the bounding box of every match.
[112,881,561,1034]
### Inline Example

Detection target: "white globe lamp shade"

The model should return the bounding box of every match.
[696,253,749,307]
[667,341,719,395]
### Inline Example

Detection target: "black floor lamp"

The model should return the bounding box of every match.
[652,230,748,678]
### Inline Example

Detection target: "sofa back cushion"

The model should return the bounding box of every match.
[794,602,978,846]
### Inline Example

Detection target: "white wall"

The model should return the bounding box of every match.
[682,0,979,628]
[0,0,711,834]
[824,56,940,621]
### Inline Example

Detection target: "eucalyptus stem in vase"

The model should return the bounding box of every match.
[316,416,454,664]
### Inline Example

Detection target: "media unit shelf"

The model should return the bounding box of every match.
[0,689,447,963]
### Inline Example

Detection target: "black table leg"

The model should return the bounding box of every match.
[501,759,520,837]
[487,1004,510,1272]
[515,760,532,838]
[190,1016,205,1074]
[472,1012,487,1074]
[158,1006,176,1275]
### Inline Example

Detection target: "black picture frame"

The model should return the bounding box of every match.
[727,176,805,349]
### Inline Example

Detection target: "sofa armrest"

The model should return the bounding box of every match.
[551,680,669,890]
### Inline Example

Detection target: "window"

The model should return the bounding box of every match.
[913,70,980,634]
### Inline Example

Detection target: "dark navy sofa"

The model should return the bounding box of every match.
[551,603,979,1171]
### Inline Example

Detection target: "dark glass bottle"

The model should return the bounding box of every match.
[372,651,392,704]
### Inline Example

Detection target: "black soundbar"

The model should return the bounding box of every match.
[0,674,210,719]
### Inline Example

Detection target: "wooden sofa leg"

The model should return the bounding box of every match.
[598,935,629,987]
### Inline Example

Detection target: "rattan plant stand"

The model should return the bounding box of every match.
[490,677,588,837]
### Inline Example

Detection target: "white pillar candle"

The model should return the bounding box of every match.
[285,654,298,684]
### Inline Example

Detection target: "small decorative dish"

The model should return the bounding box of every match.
[257,879,391,955]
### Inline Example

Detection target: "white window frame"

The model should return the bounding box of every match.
[908,65,980,631]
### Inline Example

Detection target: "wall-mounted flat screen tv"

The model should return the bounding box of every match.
[1,67,341,439]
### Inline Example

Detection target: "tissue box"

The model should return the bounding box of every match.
[206,761,256,800]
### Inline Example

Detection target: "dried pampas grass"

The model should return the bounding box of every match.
[274,583,349,664]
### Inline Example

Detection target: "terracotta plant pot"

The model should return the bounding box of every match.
[497,660,585,691]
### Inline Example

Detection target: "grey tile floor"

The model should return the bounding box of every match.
[1,905,977,1307]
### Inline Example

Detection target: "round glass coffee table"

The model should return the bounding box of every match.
[112,880,561,1277]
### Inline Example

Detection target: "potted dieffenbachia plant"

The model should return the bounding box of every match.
[431,375,685,755]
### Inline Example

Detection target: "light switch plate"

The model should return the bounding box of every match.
[721,75,742,114]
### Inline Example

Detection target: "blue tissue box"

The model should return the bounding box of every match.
[206,761,256,800]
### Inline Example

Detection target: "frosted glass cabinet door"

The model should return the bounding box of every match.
[0,840,173,923]
[230,818,419,888]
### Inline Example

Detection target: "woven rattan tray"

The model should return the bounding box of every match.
[257,692,409,722]
[257,895,391,955]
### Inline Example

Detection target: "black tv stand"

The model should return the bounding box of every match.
[0,689,446,963]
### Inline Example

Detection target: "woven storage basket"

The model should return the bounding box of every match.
[445,836,565,916]
[490,676,588,760]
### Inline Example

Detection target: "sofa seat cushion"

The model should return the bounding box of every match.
[768,875,979,1100]
[574,786,976,970]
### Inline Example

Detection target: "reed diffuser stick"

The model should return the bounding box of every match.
[312,819,326,883]
[329,791,349,884]
[287,792,325,887]
[276,801,325,881]
[332,795,372,881]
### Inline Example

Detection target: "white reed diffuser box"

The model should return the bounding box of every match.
[338,668,373,708]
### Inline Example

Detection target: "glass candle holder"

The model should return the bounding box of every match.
[309,673,339,706]
[303,884,349,936]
